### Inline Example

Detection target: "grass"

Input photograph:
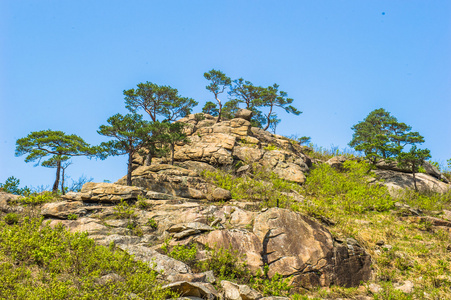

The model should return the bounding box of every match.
[202,152,451,299]
[0,216,175,299]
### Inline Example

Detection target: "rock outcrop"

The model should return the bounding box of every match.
[373,169,450,195]
[115,164,231,201]
[131,113,311,184]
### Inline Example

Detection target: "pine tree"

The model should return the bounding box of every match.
[97,114,155,186]
[15,130,94,193]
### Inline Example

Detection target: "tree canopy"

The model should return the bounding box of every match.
[15,130,94,193]
[260,84,301,131]
[349,108,425,164]
[204,69,231,122]
[397,146,431,192]
[97,113,156,186]
[124,82,197,122]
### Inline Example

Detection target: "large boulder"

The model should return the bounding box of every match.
[196,229,263,273]
[116,165,230,201]
[198,208,371,289]
[62,182,145,203]
[253,208,371,288]
[221,280,262,300]
[373,169,450,195]
[234,109,253,121]
[119,245,192,276]
[162,281,219,300]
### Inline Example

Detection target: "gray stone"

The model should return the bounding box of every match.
[235,109,253,121]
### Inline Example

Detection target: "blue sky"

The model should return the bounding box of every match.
[1,1,450,189]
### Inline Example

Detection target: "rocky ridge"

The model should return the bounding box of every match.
[2,110,450,299]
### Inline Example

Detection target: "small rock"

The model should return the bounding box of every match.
[234,109,253,121]
[368,283,382,293]
[174,229,198,240]
[382,244,393,251]
[95,273,124,285]
[394,280,414,293]
[376,240,385,246]
[221,280,262,300]
[211,188,232,201]
[162,281,219,300]
[346,238,360,247]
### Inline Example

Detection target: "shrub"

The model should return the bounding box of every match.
[0,216,175,299]
[67,214,78,220]
[250,265,292,296]
[13,191,56,206]
[146,218,158,229]
[4,213,19,225]
[302,161,394,213]
[202,166,299,209]
[0,176,31,196]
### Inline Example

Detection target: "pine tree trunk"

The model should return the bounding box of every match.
[61,167,66,195]
[170,144,175,165]
[127,153,133,186]
[52,160,61,194]
[216,95,222,123]
[412,168,418,192]
[145,152,152,166]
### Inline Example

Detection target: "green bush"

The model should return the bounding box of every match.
[202,166,299,209]
[0,216,175,299]
[114,200,137,219]
[0,176,31,196]
[4,213,19,225]
[250,265,292,296]
[302,161,394,213]
[13,191,56,206]
[67,214,78,220]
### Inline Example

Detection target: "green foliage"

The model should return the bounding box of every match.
[260,83,301,132]
[263,144,280,151]
[202,166,298,209]
[124,81,197,122]
[349,108,424,164]
[4,213,19,225]
[146,218,158,229]
[194,112,206,121]
[302,161,394,213]
[136,196,151,210]
[13,191,56,206]
[204,69,232,122]
[0,217,174,299]
[15,130,95,193]
[156,121,189,165]
[67,214,78,220]
[228,78,266,127]
[198,245,250,282]
[162,241,198,266]
[202,101,219,116]
[0,176,31,196]
[113,200,136,220]
[250,268,292,296]
[397,146,431,192]
[97,113,156,185]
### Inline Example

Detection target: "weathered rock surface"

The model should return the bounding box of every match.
[62,182,145,203]
[373,169,450,195]
[115,165,230,201]
[221,280,262,300]
[196,229,263,273]
[144,113,311,184]
[119,244,192,276]
[162,281,219,300]
[253,208,371,288]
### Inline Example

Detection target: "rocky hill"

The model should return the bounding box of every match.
[1,110,450,299]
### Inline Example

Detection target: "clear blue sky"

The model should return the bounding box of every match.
[1,1,450,189]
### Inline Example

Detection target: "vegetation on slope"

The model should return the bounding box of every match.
[0,214,175,299]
